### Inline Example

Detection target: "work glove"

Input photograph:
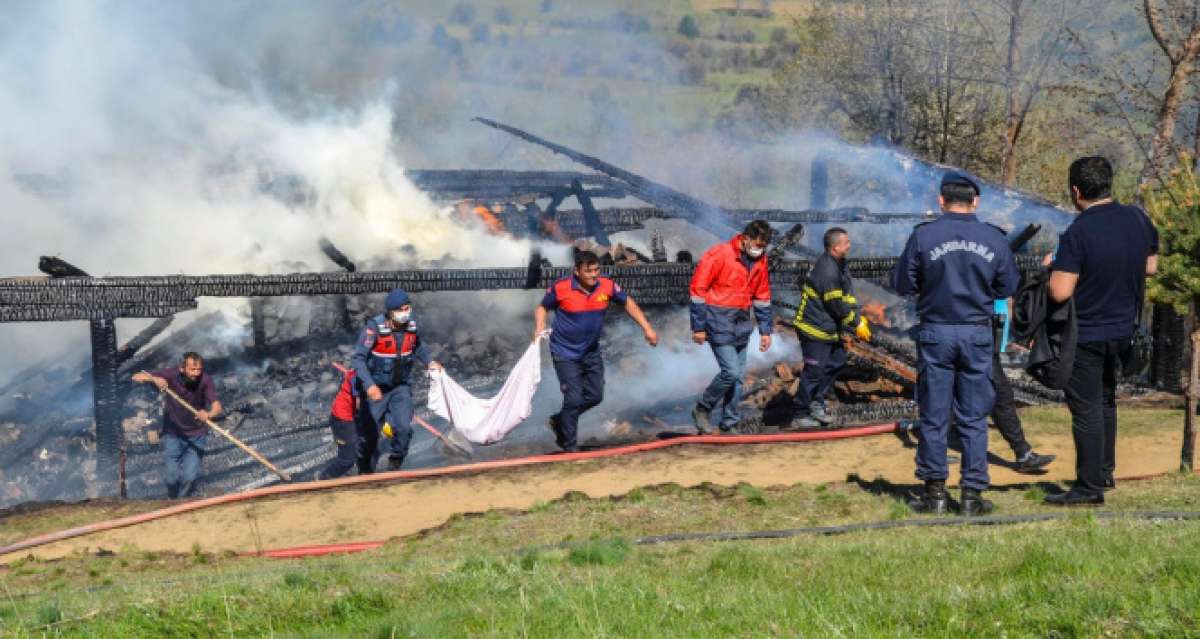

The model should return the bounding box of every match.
[855,316,871,341]
[382,422,395,439]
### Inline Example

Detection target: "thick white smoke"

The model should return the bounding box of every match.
[0,2,537,375]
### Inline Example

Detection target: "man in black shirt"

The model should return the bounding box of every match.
[1044,156,1159,506]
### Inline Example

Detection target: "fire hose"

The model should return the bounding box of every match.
[0,423,899,558]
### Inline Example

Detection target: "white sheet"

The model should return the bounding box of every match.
[427,334,545,444]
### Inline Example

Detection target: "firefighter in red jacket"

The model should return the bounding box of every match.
[689,220,774,434]
[316,367,358,480]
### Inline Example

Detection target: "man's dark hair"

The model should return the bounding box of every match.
[941,182,978,206]
[182,352,203,366]
[823,227,848,251]
[574,250,600,268]
[743,219,774,242]
[1068,156,1113,201]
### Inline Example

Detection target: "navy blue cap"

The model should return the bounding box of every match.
[385,288,411,310]
[940,170,980,195]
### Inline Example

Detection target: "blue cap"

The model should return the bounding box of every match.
[385,288,411,310]
[941,170,980,195]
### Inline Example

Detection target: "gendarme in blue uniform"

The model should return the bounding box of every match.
[890,174,1021,491]
[351,289,431,470]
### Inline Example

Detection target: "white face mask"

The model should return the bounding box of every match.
[745,245,765,259]
[390,310,411,324]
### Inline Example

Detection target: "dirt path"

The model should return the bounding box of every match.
[3,409,1185,562]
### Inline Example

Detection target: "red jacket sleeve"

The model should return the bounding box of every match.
[689,248,720,332]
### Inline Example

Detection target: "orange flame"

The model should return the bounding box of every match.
[862,301,890,327]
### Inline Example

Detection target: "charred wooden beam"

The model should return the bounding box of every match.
[511,207,664,239]
[115,315,174,366]
[250,298,267,353]
[571,179,610,246]
[36,256,127,496]
[405,169,626,201]
[474,117,729,232]
[318,237,357,273]
[0,256,1044,321]
[0,301,196,322]
[89,316,122,494]
[471,119,937,241]
[38,256,90,278]
[727,208,932,225]
[810,155,829,209]
[1009,224,1041,252]
[317,238,357,333]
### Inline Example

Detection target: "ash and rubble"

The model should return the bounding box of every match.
[0,274,926,508]
[0,119,1094,509]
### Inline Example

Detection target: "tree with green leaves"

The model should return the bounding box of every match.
[1144,157,1200,471]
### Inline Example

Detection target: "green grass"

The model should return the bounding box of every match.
[0,406,1193,636]
[1,472,1198,637]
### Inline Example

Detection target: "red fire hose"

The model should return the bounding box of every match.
[0,423,897,558]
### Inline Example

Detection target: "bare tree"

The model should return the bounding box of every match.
[990,0,1073,185]
[737,0,1004,169]
[1140,0,1200,187]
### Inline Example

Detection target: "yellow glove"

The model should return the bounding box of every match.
[855,316,871,341]
[381,422,394,439]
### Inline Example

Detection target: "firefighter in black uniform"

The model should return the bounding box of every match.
[890,171,1021,516]
[791,227,871,428]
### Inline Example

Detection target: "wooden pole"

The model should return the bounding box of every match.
[145,372,292,481]
[414,415,473,457]
[1182,326,1198,472]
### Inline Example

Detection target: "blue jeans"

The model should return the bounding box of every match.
[699,342,749,429]
[552,350,605,450]
[794,337,847,415]
[914,324,994,490]
[162,432,207,499]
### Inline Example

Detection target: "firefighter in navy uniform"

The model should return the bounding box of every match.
[890,171,1021,516]
[351,288,441,472]
[791,227,871,428]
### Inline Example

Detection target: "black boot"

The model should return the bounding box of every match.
[960,488,994,516]
[692,405,715,435]
[386,456,405,471]
[356,458,374,475]
[548,413,566,448]
[908,481,949,514]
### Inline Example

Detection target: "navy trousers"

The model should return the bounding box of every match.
[360,384,414,469]
[793,337,847,415]
[552,349,605,450]
[914,323,994,490]
[318,416,360,480]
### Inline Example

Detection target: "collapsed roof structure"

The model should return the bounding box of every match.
[0,118,1179,502]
